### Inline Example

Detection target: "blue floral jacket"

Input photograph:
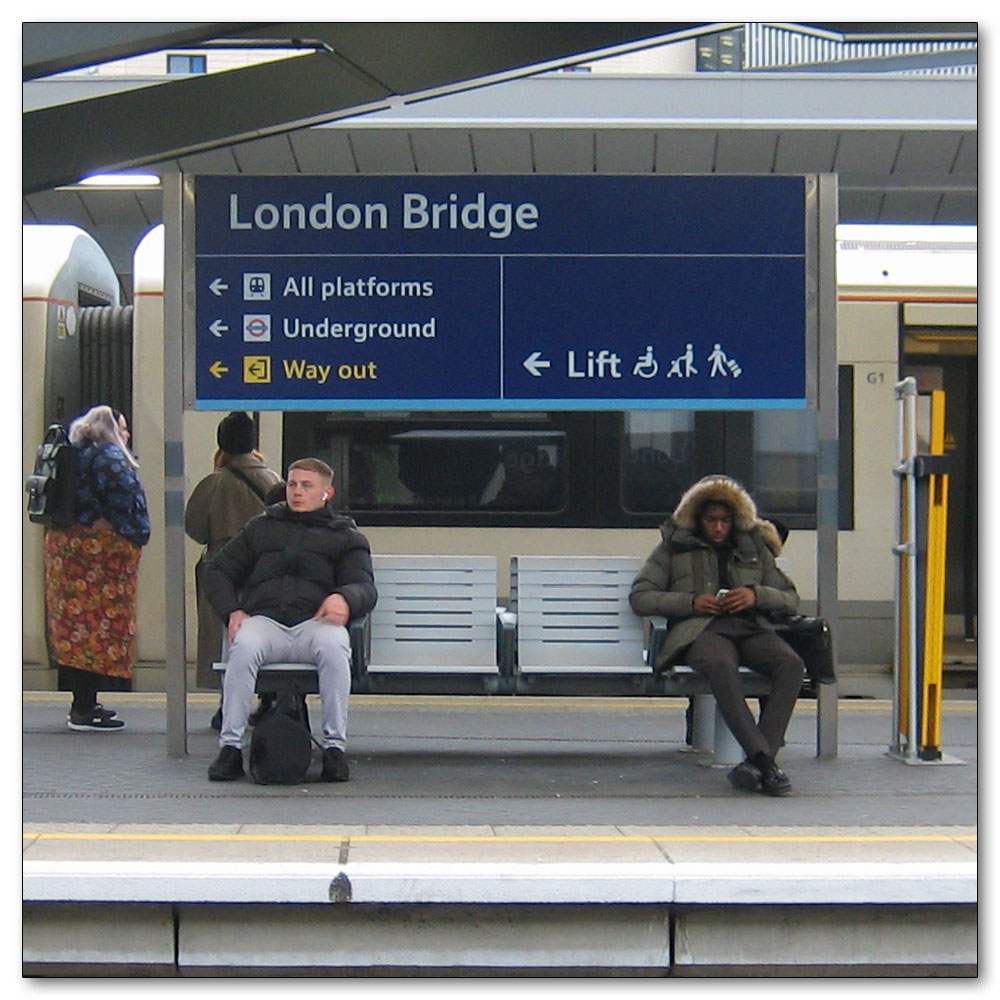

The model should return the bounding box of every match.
[75,442,150,546]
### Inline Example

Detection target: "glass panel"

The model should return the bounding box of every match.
[621,411,696,514]
[751,410,817,517]
[167,54,206,74]
[346,427,567,514]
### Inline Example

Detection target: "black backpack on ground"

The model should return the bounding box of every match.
[248,688,314,785]
[26,423,78,527]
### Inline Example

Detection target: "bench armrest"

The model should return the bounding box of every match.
[349,614,370,682]
[496,606,517,677]
[642,615,669,667]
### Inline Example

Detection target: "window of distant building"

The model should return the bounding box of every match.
[167,53,207,74]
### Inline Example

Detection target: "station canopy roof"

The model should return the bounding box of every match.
[23,21,978,267]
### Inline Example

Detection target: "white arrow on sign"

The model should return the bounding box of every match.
[209,320,228,337]
[209,278,229,296]
[523,351,552,377]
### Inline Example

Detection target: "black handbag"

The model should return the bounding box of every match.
[772,615,836,685]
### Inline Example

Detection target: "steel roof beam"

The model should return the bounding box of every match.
[22,22,274,81]
[23,22,693,194]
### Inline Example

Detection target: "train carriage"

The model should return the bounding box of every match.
[22,222,977,693]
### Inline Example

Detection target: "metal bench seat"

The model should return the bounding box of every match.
[211,552,834,760]
[365,554,507,677]
[509,556,648,676]
[214,555,512,695]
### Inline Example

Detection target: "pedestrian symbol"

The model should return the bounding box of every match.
[666,343,698,378]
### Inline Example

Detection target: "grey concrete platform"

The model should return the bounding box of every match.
[22,691,978,976]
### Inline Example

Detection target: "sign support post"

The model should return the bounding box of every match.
[814,173,839,759]
[163,168,188,757]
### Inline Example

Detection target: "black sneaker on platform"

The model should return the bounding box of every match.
[727,759,762,792]
[320,747,350,782]
[760,764,792,797]
[67,703,117,722]
[208,745,245,781]
[67,708,125,731]
[210,706,222,731]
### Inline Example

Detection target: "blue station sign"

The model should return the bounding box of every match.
[191,175,812,410]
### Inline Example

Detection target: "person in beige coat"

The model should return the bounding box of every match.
[630,475,804,797]
[185,413,283,724]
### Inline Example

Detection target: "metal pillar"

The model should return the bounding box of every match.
[813,173,839,758]
[163,170,188,757]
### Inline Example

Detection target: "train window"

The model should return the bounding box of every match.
[750,411,817,518]
[284,374,854,530]
[620,412,697,515]
[282,412,588,526]
[618,366,855,531]
[349,429,566,513]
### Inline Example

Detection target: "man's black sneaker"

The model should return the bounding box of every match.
[210,707,222,731]
[67,708,125,731]
[760,764,792,797]
[320,747,350,782]
[727,759,762,792]
[208,745,245,781]
[67,703,117,722]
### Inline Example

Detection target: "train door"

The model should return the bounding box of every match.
[77,303,135,433]
[900,302,978,640]
[23,225,124,673]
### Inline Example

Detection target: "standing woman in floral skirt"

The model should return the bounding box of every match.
[45,404,150,730]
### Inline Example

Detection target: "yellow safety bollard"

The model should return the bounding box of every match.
[919,390,950,758]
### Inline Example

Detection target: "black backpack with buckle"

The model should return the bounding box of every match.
[26,423,78,528]
[248,687,314,785]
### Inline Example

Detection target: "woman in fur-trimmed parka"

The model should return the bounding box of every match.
[630,475,804,796]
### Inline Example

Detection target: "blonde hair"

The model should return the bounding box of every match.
[69,405,139,468]
[287,457,333,483]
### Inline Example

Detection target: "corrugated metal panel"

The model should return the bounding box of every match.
[744,23,977,76]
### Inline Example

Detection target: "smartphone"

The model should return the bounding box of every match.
[715,589,730,600]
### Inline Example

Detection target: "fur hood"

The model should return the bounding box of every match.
[670,475,784,556]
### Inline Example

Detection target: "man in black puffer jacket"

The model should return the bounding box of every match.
[203,457,377,783]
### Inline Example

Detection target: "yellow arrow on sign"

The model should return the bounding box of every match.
[209,361,229,378]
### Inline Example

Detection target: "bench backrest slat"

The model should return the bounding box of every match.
[510,555,647,673]
[369,555,499,671]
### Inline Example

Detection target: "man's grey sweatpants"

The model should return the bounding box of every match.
[219,615,351,751]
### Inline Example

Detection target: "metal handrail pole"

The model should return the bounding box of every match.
[898,378,920,760]
[905,388,919,760]
[891,383,905,751]
[894,378,920,759]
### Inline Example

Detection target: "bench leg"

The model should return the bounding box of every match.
[711,703,745,766]
[688,695,716,753]
[816,681,839,758]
